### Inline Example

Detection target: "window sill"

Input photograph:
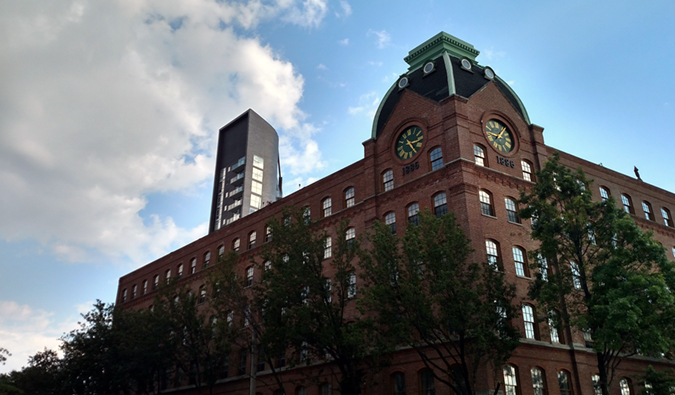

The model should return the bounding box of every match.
[481,213,498,220]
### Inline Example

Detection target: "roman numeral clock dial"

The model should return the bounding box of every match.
[395,126,424,161]
[485,119,514,153]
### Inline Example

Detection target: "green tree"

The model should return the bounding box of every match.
[360,210,520,395]
[255,206,371,395]
[4,349,61,395]
[639,365,675,395]
[152,278,233,395]
[61,301,132,394]
[520,153,675,395]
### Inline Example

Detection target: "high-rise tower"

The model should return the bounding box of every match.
[209,109,281,233]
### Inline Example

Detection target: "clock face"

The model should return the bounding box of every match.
[395,126,424,160]
[485,119,514,153]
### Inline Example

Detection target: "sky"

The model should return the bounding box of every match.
[1,0,674,373]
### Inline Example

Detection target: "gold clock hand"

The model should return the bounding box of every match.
[497,127,506,139]
[406,140,417,153]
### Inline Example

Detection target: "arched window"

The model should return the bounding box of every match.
[480,190,494,216]
[248,231,256,249]
[513,247,529,277]
[429,147,443,170]
[621,194,634,214]
[505,197,519,223]
[503,365,519,395]
[661,208,673,227]
[266,226,272,242]
[619,378,632,395]
[344,187,355,208]
[177,263,184,278]
[122,288,127,302]
[408,203,420,226]
[142,280,148,295]
[153,274,159,290]
[392,372,406,395]
[322,197,332,217]
[419,369,435,395]
[522,304,538,340]
[303,207,311,224]
[592,374,602,395]
[434,193,447,217]
[218,244,225,258]
[232,238,240,252]
[131,285,137,299]
[599,186,610,201]
[642,201,655,221]
[558,370,572,395]
[486,240,501,270]
[382,169,394,192]
[521,160,533,181]
[474,144,486,166]
[165,269,171,284]
[199,285,207,304]
[204,251,211,268]
[385,212,396,235]
[246,266,254,287]
[324,237,332,259]
[190,258,197,274]
[531,367,546,395]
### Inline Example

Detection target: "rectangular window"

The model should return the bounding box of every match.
[345,188,355,208]
[251,180,263,195]
[324,237,332,259]
[505,198,519,223]
[474,145,485,167]
[347,272,356,298]
[252,167,263,182]
[522,160,532,181]
[253,155,264,169]
[522,305,536,339]
[383,170,394,192]
[250,195,262,210]
[323,198,332,217]
[571,262,582,290]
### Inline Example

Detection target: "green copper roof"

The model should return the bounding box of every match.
[404,32,479,71]
[371,32,531,139]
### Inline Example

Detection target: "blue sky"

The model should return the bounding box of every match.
[1,0,674,372]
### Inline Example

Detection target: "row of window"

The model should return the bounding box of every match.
[601,186,675,227]
[473,144,534,181]
[381,146,444,194]
[503,364,638,395]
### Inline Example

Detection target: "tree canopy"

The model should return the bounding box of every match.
[360,210,520,395]
[520,153,675,395]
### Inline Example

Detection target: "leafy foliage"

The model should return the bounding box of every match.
[255,206,370,395]
[360,210,520,395]
[520,153,675,395]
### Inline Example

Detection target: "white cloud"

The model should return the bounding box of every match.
[0,300,80,373]
[367,29,391,49]
[335,1,352,17]
[481,47,507,62]
[281,0,328,28]
[347,91,380,118]
[367,60,383,67]
[317,63,328,70]
[0,0,324,264]
[338,38,349,46]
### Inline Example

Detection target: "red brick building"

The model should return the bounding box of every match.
[117,32,675,395]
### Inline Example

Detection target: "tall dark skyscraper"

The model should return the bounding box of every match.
[209,109,281,233]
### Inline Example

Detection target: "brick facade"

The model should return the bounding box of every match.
[118,33,675,395]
